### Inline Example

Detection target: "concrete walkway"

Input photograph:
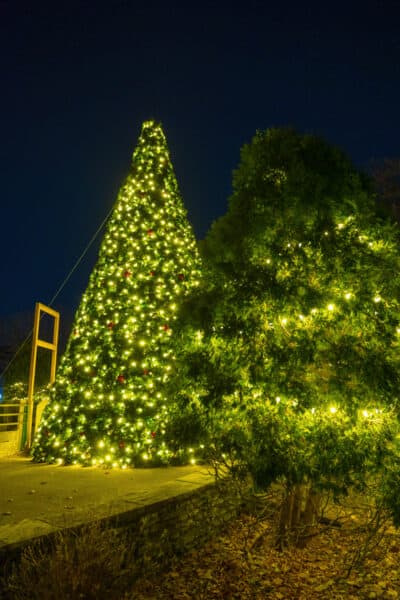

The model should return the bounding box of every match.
[0,455,214,552]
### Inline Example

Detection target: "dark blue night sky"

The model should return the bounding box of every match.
[1,0,400,327]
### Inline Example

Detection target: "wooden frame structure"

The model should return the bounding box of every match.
[26,302,60,448]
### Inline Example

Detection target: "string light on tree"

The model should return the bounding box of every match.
[169,127,400,540]
[32,120,201,467]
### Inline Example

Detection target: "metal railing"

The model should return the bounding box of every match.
[0,401,27,451]
[0,403,22,430]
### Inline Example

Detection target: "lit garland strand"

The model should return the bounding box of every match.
[32,121,201,467]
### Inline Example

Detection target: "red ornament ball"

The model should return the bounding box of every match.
[150,270,155,276]
[117,374,126,384]
[162,324,170,331]
[107,321,115,330]
[151,431,156,439]
[119,441,126,449]
[143,369,150,376]
[178,273,185,281]
[147,229,154,236]
[123,270,132,278]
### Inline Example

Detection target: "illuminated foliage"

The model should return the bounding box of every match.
[32,121,201,467]
[169,129,400,523]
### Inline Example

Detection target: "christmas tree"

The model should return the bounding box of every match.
[33,120,201,467]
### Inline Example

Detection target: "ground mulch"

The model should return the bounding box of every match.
[128,491,400,599]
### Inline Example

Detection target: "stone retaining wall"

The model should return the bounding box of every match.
[0,476,250,587]
[114,477,249,578]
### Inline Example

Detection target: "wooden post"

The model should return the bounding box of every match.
[26,303,60,449]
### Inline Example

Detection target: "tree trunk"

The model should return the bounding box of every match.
[277,483,321,549]
[297,487,321,548]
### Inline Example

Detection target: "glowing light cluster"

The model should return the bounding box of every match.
[32,121,201,467]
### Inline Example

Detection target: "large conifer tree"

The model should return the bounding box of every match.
[33,120,201,467]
